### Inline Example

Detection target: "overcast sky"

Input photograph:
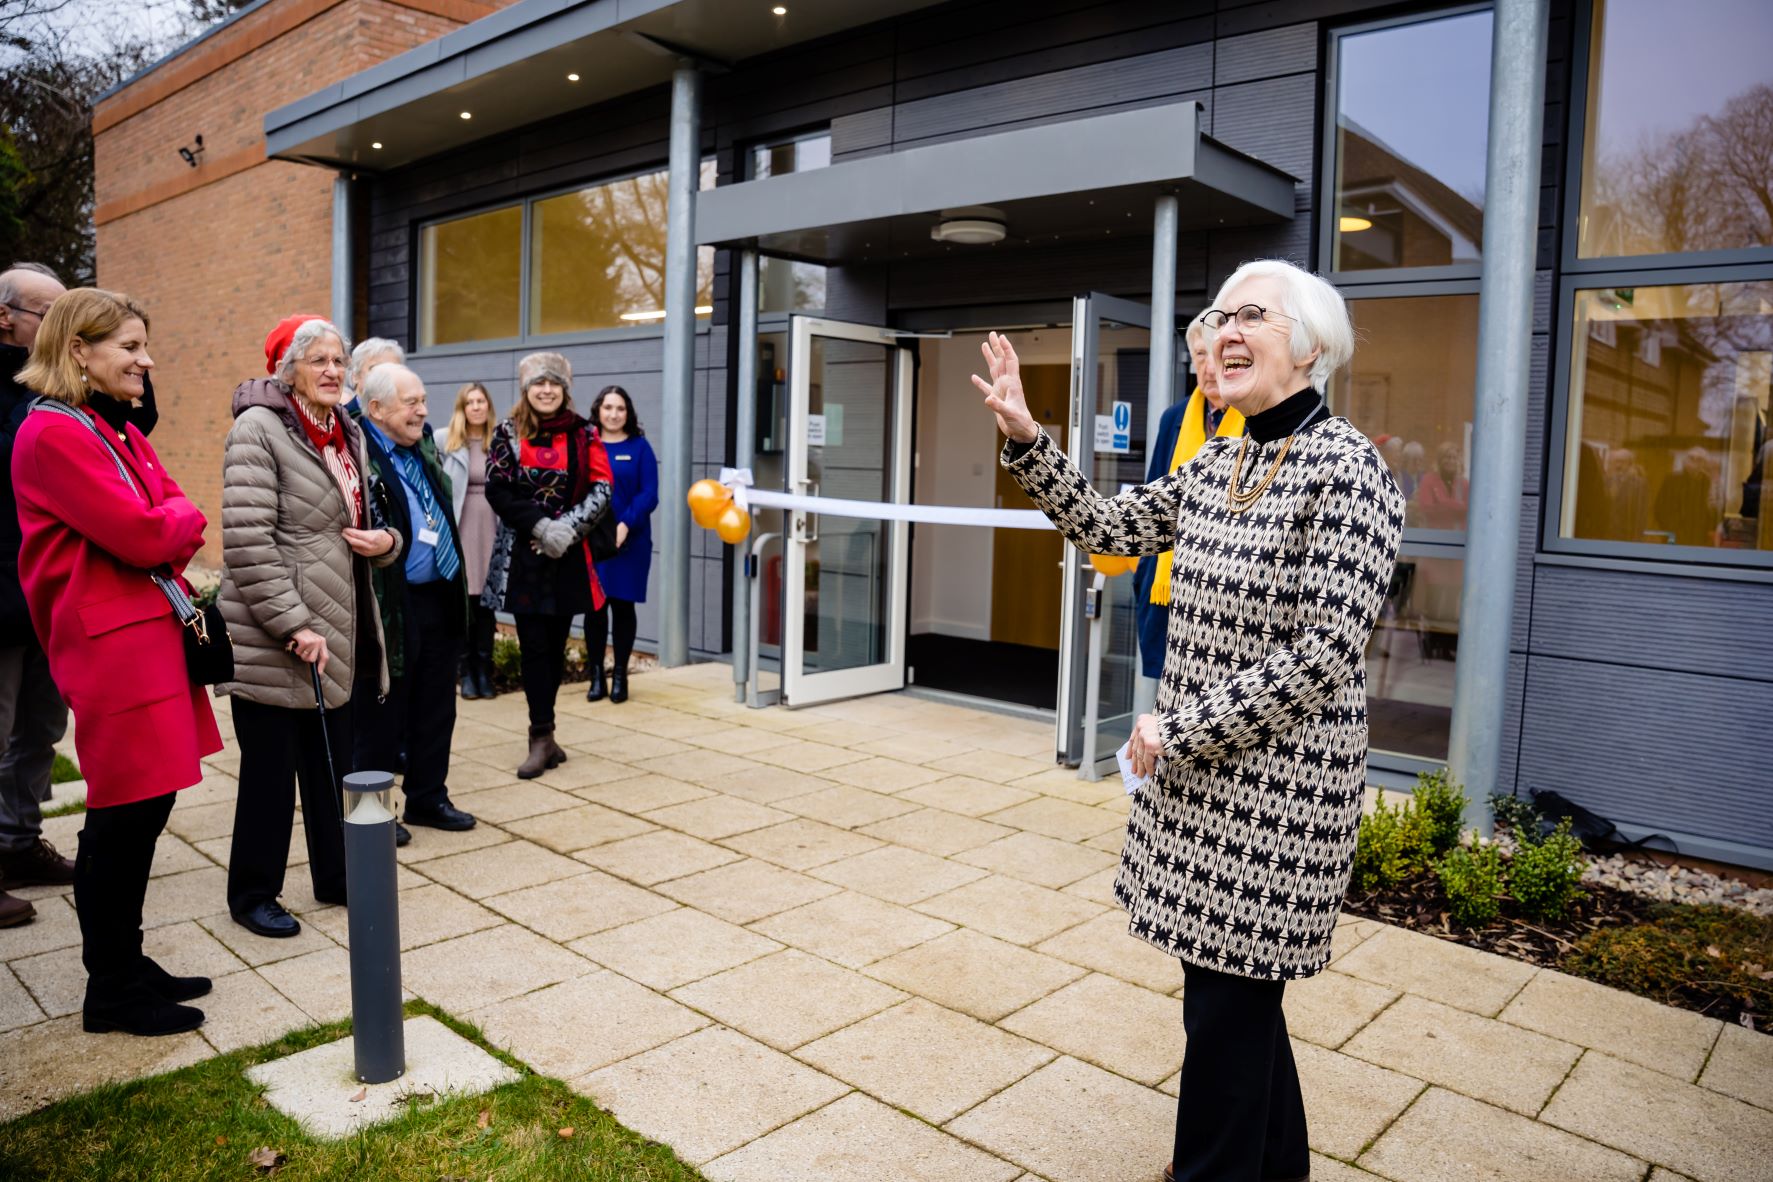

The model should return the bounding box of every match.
[4,0,200,66]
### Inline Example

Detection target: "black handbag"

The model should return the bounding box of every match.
[30,399,235,685]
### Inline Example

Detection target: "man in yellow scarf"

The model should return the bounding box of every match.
[1132,319,1245,679]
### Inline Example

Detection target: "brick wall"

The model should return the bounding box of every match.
[91,0,512,566]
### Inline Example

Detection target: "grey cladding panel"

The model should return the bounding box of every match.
[1499,651,1527,797]
[891,44,1213,145]
[832,107,894,158]
[1526,334,1547,495]
[1210,72,1316,182]
[1528,564,1773,682]
[1213,22,1318,86]
[1517,655,1773,852]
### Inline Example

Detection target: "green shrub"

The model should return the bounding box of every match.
[492,635,523,683]
[1353,795,1424,892]
[1509,817,1587,922]
[1435,841,1505,928]
[1564,903,1773,1014]
[1412,769,1467,856]
[1488,791,1542,839]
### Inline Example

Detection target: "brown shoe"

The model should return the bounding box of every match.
[517,726,555,780]
[1162,1165,1173,1182]
[0,838,75,886]
[0,887,34,927]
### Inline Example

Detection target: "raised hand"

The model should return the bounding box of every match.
[971,332,1038,444]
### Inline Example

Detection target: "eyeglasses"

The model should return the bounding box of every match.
[3,303,45,321]
[1197,304,1297,333]
[304,355,347,371]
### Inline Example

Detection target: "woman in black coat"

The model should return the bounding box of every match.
[480,352,612,778]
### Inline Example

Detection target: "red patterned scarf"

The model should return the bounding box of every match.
[290,392,364,527]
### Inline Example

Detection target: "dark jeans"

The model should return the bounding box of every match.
[353,581,461,812]
[585,598,637,672]
[75,791,175,993]
[0,638,69,853]
[227,696,350,915]
[1173,960,1310,1182]
[513,612,573,730]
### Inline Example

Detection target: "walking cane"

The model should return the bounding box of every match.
[310,662,346,832]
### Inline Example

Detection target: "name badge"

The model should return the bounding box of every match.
[417,527,441,547]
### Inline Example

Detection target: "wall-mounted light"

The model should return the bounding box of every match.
[930,205,1006,245]
[176,134,205,168]
[1338,215,1373,233]
[371,141,384,150]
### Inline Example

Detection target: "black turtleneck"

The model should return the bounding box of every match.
[1244,387,1331,444]
[89,392,134,439]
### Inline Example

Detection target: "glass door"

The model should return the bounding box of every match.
[1056,294,1155,771]
[782,316,914,706]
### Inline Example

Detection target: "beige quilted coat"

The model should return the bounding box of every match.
[216,379,400,710]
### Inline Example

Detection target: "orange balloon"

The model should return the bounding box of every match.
[1089,553,1135,577]
[687,479,730,529]
[714,503,751,545]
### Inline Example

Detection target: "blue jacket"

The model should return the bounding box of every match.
[594,433,659,603]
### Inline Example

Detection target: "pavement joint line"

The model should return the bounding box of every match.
[1535,1045,1586,1120]
[1490,962,1540,1018]
[1351,1079,1429,1165]
[1690,1019,1725,1085]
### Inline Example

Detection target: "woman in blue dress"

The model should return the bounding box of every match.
[586,385,658,703]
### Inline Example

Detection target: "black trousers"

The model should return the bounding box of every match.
[585,598,637,672]
[465,601,497,671]
[513,612,573,730]
[227,697,350,914]
[1173,960,1310,1182]
[74,792,175,994]
[354,581,462,812]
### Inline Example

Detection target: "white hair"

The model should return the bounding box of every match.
[1208,259,1353,391]
[1183,315,1212,354]
[0,262,61,306]
[275,319,350,386]
[350,337,405,389]
[360,362,419,408]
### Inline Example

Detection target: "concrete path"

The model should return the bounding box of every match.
[1,663,1767,1181]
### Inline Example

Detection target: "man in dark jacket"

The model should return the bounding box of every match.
[351,364,475,840]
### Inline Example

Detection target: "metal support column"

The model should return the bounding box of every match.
[732,249,759,701]
[330,174,354,336]
[1449,0,1549,834]
[659,66,702,667]
[1134,193,1179,719]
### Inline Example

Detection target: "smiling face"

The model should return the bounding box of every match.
[526,378,565,418]
[1189,341,1224,409]
[71,316,152,402]
[464,387,489,427]
[291,332,347,408]
[596,391,629,437]
[367,368,429,448]
[1209,275,1318,417]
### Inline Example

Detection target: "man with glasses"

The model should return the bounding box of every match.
[0,263,74,925]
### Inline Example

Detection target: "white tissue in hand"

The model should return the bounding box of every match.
[1116,741,1155,796]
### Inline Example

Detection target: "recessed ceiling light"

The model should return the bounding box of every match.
[567,73,579,81]
[460,111,472,120]
[371,141,383,149]
[772,5,787,13]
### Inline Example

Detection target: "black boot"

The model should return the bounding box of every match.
[460,669,481,700]
[475,655,497,700]
[585,664,607,702]
[83,973,204,1036]
[609,665,629,704]
[138,955,212,1003]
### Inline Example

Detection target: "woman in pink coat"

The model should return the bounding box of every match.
[14,289,221,1037]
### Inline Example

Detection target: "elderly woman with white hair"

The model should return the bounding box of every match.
[978,258,1404,1182]
[217,315,400,939]
[347,336,404,400]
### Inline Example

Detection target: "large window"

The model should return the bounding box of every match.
[1560,280,1773,554]
[1576,0,1773,261]
[1326,7,1493,275]
[750,131,831,180]
[417,161,717,348]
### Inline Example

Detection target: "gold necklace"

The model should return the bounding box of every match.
[1226,435,1293,513]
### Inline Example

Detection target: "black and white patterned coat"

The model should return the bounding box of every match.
[1004,414,1405,980]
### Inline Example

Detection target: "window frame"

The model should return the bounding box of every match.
[1560,0,1773,276]
[411,161,717,356]
[1318,2,1496,288]
[744,127,833,181]
[1542,259,1773,571]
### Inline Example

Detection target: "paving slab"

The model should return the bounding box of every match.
[1000,973,1184,1085]
[865,929,1085,1022]
[576,1025,849,1164]
[401,923,591,1014]
[795,998,1054,1124]
[1541,1050,1773,1182]
[635,750,773,788]
[925,750,1052,784]
[447,781,581,824]
[747,739,867,774]
[776,785,921,830]
[818,755,948,794]
[504,802,657,852]
[574,828,743,885]
[467,969,707,1079]
[670,949,907,1051]
[808,845,988,904]
[0,1013,211,1120]
[1499,968,1722,1081]
[982,797,1124,842]
[914,874,1104,947]
[898,776,1039,817]
[1697,1022,1773,1111]
[196,969,315,1053]
[750,891,954,969]
[11,944,90,1018]
[644,795,795,840]
[306,883,503,952]
[482,869,676,941]
[945,1055,1173,1182]
[257,946,362,1023]
[416,839,588,900]
[0,967,44,1033]
[654,858,840,924]
[148,834,212,877]
[1359,1086,1643,1182]
[1333,925,1535,1016]
[957,831,1117,889]
[719,818,883,871]
[1283,968,1399,1050]
[0,893,80,958]
[246,1014,519,1139]
[697,764,839,804]
[394,824,511,863]
[1034,912,1184,994]
[200,911,340,967]
[1292,1041,1426,1159]
[572,773,712,813]
[571,908,782,991]
[140,866,231,929]
[1060,865,1121,907]
[703,1092,1022,1182]
[1008,767,1125,806]
[857,808,1017,856]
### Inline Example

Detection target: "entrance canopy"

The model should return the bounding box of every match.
[694,102,1297,263]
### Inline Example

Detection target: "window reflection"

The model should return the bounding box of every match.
[759,256,826,313]
[1366,554,1460,760]
[1563,281,1773,553]
[1329,294,1478,531]
[751,133,831,180]
[1578,0,1773,258]
[418,205,522,347]
[1330,9,1493,271]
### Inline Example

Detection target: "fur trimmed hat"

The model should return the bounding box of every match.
[517,351,571,393]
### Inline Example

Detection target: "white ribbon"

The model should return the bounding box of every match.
[718,468,1054,531]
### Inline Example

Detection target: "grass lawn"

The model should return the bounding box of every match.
[0,1001,704,1182]
[49,753,80,785]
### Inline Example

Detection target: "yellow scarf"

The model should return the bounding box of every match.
[1150,387,1244,605]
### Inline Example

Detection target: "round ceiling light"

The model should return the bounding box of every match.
[772,5,787,14]
[930,206,1007,245]
[371,141,383,150]
[459,111,472,120]
[567,73,580,81]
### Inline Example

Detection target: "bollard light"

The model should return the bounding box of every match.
[342,770,405,1084]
